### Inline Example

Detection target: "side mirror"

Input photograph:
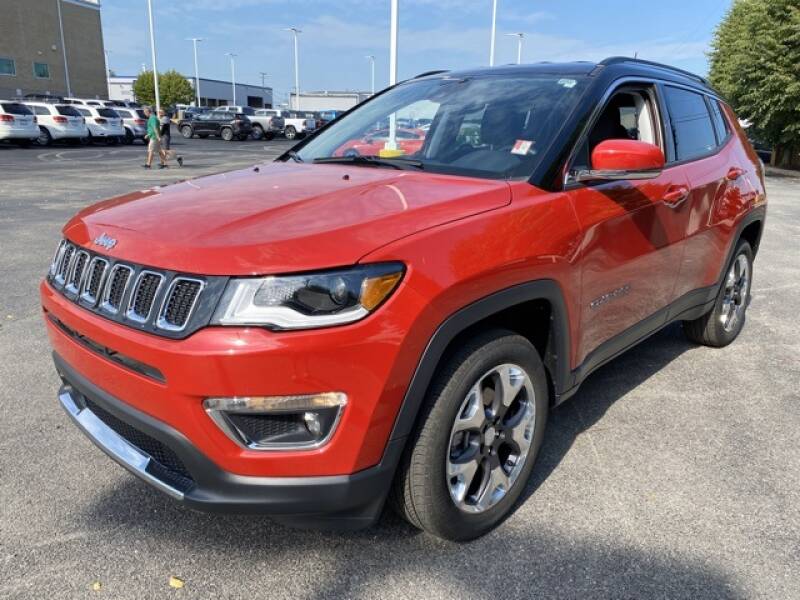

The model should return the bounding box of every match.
[576,139,665,182]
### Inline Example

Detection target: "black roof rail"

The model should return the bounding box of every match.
[599,56,708,85]
[413,69,449,79]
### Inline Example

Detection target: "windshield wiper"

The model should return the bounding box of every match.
[286,150,304,163]
[312,155,424,170]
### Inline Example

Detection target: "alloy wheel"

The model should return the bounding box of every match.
[720,253,750,332]
[446,363,536,513]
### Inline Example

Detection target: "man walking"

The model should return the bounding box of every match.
[143,106,165,169]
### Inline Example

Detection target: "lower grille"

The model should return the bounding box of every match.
[84,396,195,493]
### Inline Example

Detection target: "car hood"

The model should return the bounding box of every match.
[63,162,511,275]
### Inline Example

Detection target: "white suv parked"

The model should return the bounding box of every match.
[25,102,88,146]
[113,107,148,144]
[0,101,39,146]
[73,106,124,144]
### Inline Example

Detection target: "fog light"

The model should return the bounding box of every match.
[303,411,322,437]
[203,393,347,451]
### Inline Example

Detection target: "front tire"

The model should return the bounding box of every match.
[180,125,194,139]
[221,127,234,141]
[683,239,753,347]
[390,329,548,541]
[123,129,134,145]
[284,125,297,140]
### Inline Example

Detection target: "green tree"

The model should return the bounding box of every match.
[132,69,194,108]
[708,0,800,167]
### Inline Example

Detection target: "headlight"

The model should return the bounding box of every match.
[211,262,404,329]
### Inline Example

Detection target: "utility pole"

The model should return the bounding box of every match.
[146,0,160,113]
[225,53,237,106]
[505,32,524,64]
[489,0,498,67]
[187,38,204,107]
[56,0,72,96]
[366,55,375,95]
[284,28,302,110]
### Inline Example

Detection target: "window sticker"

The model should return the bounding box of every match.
[511,139,533,155]
[558,78,577,89]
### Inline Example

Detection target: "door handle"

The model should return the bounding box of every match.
[663,186,690,208]
[726,167,744,181]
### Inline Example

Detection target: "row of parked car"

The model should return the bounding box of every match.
[176,106,343,142]
[0,95,346,147]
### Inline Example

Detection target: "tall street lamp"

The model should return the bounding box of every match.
[187,37,204,107]
[505,32,524,64]
[56,0,72,96]
[489,0,498,67]
[366,55,375,95]
[387,0,399,152]
[146,0,161,113]
[103,50,112,98]
[259,72,269,107]
[284,28,301,110]
[225,52,237,106]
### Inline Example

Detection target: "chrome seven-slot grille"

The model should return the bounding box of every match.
[48,240,212,338]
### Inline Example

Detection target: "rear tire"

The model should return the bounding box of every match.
[123,129,134,145]
[390,329,549,541]
[683,239,753,347]
[284,125,297,140]
[37,127,52,146]
[252,125,264,140]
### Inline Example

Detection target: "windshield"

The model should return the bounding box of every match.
[295,74,588,180]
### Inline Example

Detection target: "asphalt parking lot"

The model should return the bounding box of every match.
[1,139,798,599]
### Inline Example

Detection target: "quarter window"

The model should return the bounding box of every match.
[31,105,52,116]
[0,57,15,76]
[664,86,717,161]
[33,62,50,79]
[708,98,729,144]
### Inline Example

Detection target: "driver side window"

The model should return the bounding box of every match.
[572,87,660,172]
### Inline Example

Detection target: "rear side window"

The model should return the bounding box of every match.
[30,105,52,116]
[664,86,716,161]
[708,99,729,143]
[97,108,118,118]
[77,108,91,116]
[56,105,81,117]
[2,103,33,115]
[116,109,131,118]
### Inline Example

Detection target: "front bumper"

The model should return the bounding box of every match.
[56,353,403,528]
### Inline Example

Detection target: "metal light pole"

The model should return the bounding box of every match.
[146,0,161,113]
[103,50,112,98]
[225,53,237,106]
[385,0,399,152]
[56,0,72,96]
[489,0,498,67]
[187,37,203,107]
[284,28,301,110]
[259,72,268,107]
[505,32,524,64]
[366,55,375,95]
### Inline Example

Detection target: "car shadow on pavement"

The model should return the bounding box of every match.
[519,321,695,505]
[77,323,733,598]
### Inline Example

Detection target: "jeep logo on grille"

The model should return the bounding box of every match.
[93,233,117,250]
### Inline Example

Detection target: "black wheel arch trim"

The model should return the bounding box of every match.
[387,278,572,443]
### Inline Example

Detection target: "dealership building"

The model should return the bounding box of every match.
[109,75,273,108]
[0,0,107,100]
[289,90,372,112]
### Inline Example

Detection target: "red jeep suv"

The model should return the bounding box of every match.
[43,58,766,541]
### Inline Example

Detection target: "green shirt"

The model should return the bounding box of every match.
[146,114,160,139]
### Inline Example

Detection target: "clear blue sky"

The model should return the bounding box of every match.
[101,0,731,105]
